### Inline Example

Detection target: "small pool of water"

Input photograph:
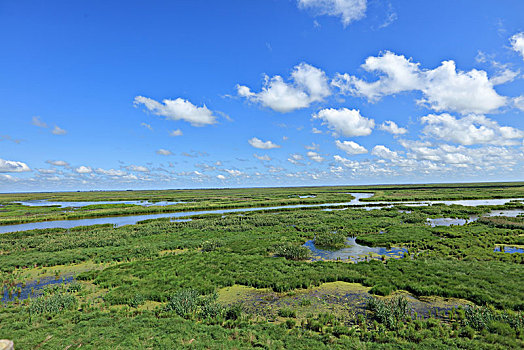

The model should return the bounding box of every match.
[494,246,524,254]
[426,217,478,227]
[14,200,185,208]
[304,237,408,263]
[1,275,74,303]
[485,210,524,217]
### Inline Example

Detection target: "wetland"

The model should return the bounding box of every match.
[0,182,523,349]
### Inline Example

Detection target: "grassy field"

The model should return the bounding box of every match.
[1,182,524,225]
[0,183,523,349]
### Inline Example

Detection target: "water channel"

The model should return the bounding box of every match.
[1,193,523,234]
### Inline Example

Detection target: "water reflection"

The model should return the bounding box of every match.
[304,237,408,263]
[426,217,478,227]
[494,246,524,254]
[15,200,185,208]
[2,193,524,234]
[1,275,74,303]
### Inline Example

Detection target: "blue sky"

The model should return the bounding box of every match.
[1,0,524,191]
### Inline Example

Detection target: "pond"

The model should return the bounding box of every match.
[494,245,524,254]
[14,200,186,208]
[426,217,478,227]
[303,237,408,263]
[1,275,74,303]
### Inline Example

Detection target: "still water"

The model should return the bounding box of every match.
[2,193,523,234]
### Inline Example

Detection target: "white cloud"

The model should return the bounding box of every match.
[515,96,524,111]
[156,149,172,156]
[253,154,271,161]
[307,151,324,162]
[510,32,524,60]
[371,145,399,160]
[288,154,304,165]
[169,129,183,137]
[0,159,31,173]
[75,166,92,174]
[134,96,217,126]
[95,168,126,176]
[46,160,69,166]
[335,140,368,155]
[421,114,524,146]
[32,116,48,128]
[225,169,243,176]
[141,123,153,131]
[52,126,67,135]
[333,51,508,114]
[379,120,407,134]
[248,137,281,149]
[304,143,319,150]
[313,108,374,136]
[126,165,150,172]
[217,174,226,180]
[237,63,330,113]
[37,168,56,174]
[297,0,367,27]
[312,127,323,134]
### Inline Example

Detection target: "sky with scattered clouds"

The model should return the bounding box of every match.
[1,0,524,191]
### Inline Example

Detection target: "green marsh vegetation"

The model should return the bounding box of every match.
[1,181,524,226]
[0,184,523,348]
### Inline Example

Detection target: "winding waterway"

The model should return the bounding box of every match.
[1,193,522,234]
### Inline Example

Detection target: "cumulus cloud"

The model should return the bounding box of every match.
[134,96,217,126]
[297,0,367,27]
[288,154,305,165]
[169,129,183,137]
[335,140,368,155]
[371,145,399,160]
[217,174,226,180]
[46,160,69,167]
[253,154,271,161]
[156,149,172,156]
[32,117,66,135]
[74,166,92,174]
[32,116,48,128]
[248,137,281,149]
[304,143,319,150]
[95,168,126,176]
[333,51,508,114]
[0,159,31,173]
[307,151,324,162]
[237,63,330,113]
[313,108,374,136]
[225,169,243,176]
[126,165,150,172]
[52,126,67,135]
[379,120,407,134]
[510,32,524,60]
[421,114,524,146]
[141,123,153,131]
[400,140,523,170]
[515,96,524,111]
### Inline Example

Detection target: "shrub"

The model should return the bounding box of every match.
[366,296,409,330]
[278,308,296,318]
[28,292,77,315]
[314,232,346,249]
[201,240,222,252]
[272,243,310,260]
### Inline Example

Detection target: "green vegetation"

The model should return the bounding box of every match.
[314,231,347,248]
[0,183,523,348]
